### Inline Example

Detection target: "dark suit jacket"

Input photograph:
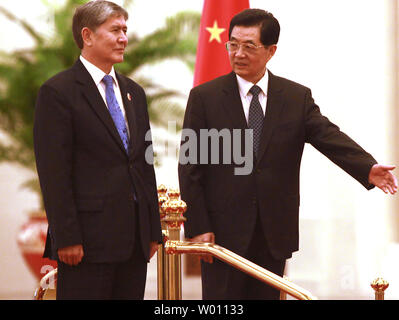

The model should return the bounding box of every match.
[34,59,162,263]
[178,71,377,261]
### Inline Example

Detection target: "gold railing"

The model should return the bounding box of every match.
[156,185,316,300]
[34,268,57,300]
[164,240,316,300]
[157,185,186,300]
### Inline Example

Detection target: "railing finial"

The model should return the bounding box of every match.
[371,277,389,300]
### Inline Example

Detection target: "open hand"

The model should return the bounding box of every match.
[368,164,398,194]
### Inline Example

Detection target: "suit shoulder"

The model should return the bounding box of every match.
[271,73,311,94]
[41,66,75,90]
[191,73,233,94]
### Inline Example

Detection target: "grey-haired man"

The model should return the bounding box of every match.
[34,1,162,299]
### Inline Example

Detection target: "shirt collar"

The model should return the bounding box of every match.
[236,70,269,97]
[79,55,118,88]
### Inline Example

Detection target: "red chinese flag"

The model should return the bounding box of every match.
[193,0,250,86]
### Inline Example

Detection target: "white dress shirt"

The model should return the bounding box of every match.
[79,55,130,136]
[236,71,269,124]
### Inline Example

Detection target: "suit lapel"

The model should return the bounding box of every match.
[222,71,285,164]
[221,72,248,130]
[256,71,285,163]
[73,60,128,155]
[116,73,138,158]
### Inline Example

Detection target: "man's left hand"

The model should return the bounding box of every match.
[149,241,159,259]
[369,164,398,194]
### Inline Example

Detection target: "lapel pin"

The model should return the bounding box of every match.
[127,93,132,101]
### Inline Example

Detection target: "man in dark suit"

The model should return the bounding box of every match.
[33,1,162,299]
[178,8,397,300]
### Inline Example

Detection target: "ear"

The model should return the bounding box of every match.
[81,27,94,48]
[268,45,277,58]
[266,44,277,62]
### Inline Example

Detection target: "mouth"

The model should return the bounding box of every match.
[234,61,247,68]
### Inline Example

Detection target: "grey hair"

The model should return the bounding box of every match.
[72,0,128,49]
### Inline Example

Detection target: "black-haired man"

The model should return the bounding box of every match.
[179,8,397,300]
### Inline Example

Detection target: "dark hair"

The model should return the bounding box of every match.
[72,0,128,49]
[229,9,280,46]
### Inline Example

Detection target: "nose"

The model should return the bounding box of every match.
[118,32,128,45]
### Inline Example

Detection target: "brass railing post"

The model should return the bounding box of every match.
[157,185,169,300]
[371,277,389,300]
[158,187,187,300]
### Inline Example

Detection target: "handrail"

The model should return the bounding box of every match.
[33,268,57,300]
[165,240,317,300]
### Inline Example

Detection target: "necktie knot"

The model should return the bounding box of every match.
[249,85,261,97]
[102,75,113,88]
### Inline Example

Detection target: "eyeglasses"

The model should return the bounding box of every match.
[225,41,267,54]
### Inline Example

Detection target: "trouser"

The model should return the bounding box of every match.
[201,216,286,300]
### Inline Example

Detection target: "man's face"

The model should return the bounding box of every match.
[83,15,128,72]
[228,25,276,83]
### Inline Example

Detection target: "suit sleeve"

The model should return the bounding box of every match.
[34,84,82,251]
[304,88,377,189]
[178,88,213,238]
[139,86,163,243]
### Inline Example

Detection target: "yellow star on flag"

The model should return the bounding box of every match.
[206,20,225,43]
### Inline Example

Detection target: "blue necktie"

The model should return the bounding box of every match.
[102,75,129,152]
[248,85,264,158]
